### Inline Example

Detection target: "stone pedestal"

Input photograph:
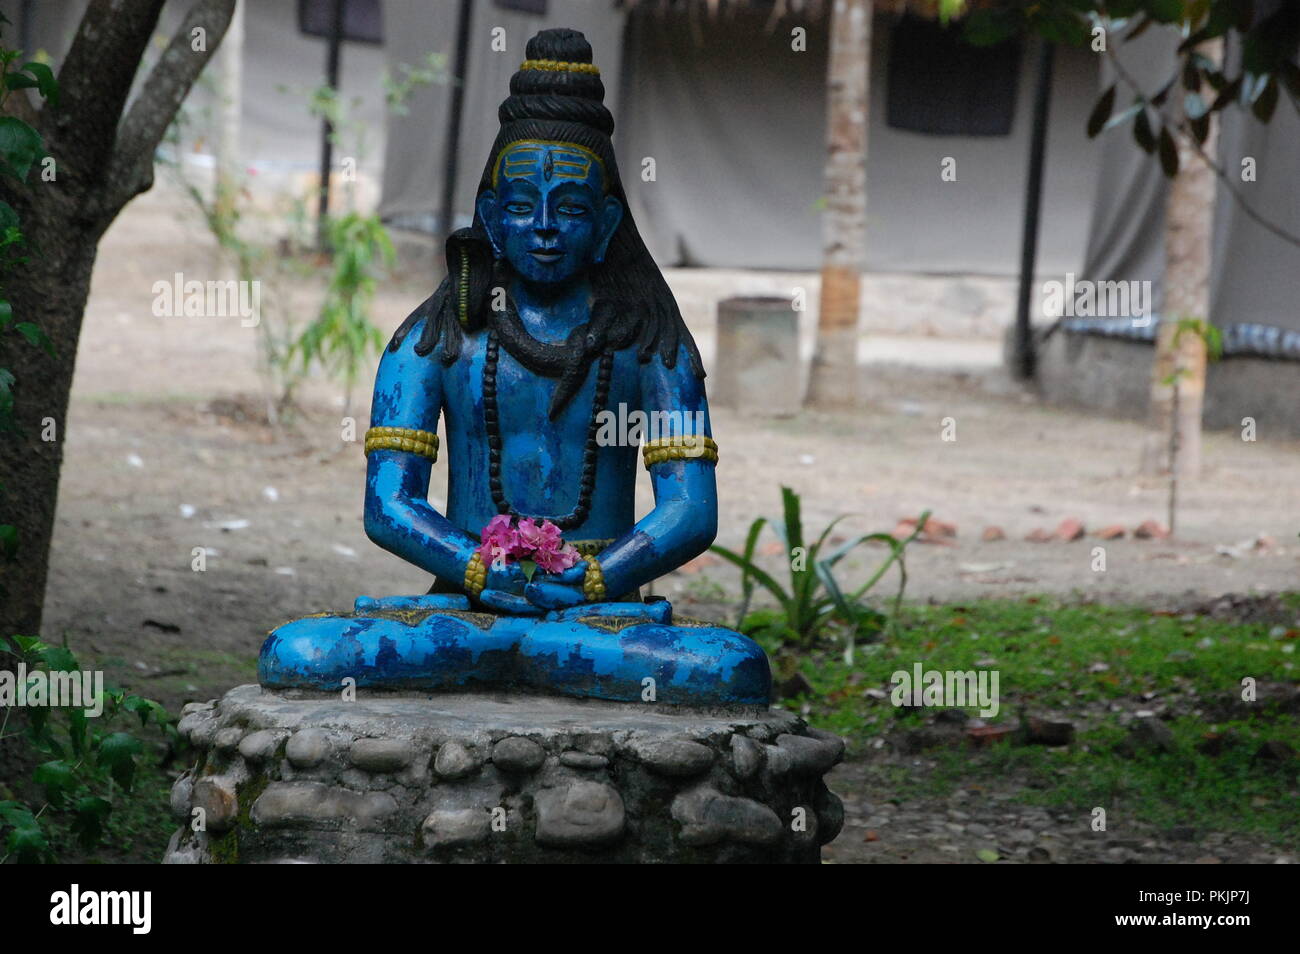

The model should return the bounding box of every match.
[712,296,802,415]
[163,685,845,864]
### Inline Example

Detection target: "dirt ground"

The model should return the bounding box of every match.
[32,182,1300,863]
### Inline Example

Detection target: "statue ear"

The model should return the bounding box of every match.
[477,191,504,259]
[593,195,623,265]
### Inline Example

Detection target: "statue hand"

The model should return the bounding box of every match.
[484,559,528,596]
[524,580,588,611]
[533,563,587,587]
[478,588,544,615]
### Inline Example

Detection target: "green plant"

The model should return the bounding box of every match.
[290,211,395,414]
[0,636,173,863]
[710,486,928,653]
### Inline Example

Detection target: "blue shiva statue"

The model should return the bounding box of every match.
[258,28,770,706]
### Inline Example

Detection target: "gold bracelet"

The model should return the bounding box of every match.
[569,538,613,558]
[642,435,718,470]
[520,58,600,76]
[364,426,439,462]
[583,557,607,602]
[463,552,486,598]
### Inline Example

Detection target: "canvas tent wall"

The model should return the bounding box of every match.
[1040,23,1300,435]
[379,2,1104,276]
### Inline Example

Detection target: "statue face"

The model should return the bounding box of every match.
[478,140,623,286]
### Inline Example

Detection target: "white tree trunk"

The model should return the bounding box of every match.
[1143,39,1223,479]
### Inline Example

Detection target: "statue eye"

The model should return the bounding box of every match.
[558,203,589,216]
[505,202,533,215]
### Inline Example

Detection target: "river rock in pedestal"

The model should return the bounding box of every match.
[163,684,844,864]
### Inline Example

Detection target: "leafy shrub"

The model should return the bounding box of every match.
[0,637,173,863]
[711,486,927,653]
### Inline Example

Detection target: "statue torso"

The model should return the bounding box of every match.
[439,309,644,545]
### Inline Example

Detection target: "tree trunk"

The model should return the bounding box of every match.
[806,0,870,408]
[1143,39,1223,479]
[0,0,235,637]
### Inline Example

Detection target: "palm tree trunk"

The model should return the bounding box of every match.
[807,0,871,408]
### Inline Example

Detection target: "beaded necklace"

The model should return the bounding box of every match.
[482,322,613,531]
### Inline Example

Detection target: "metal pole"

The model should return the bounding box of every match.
[437,0,475,269]
[1012,39,1055,380]
[316,0,345,251]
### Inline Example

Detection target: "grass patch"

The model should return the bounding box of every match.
[794,597,1299,847]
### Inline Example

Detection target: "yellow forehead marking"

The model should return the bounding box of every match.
[492,139,606,191]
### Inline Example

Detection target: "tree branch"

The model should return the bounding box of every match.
[100,0,236,218]
[1101,35,1300,250]
[46,0,165,187]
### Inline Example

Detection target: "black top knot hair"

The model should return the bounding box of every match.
[500,27,613,136]
[388,26,707,391]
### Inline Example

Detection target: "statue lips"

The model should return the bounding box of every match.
[528,246,565,264]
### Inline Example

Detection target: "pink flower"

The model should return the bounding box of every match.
[477,514,520,567]
[533,541,581,574]
[516,518,563,553]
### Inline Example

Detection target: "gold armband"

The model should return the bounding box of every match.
[642,435,718,469]
[464,552,486,598]
[583,558,607,602]
[364,426,439,462]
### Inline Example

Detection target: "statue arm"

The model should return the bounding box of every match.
[595,345,718,598]
[363,320,478,581]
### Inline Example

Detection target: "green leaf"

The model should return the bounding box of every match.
[733,517,768,629]
[71,796,111,850]
[3,73,37,92]
[1087,84,1116,138]
[6,823,47,863]
[0,298,13,328]
[36,644,77,672]
[519,559,537,582]
[962,10,1020,47]
[0,800,38,829]
[97,731,143,791]
[122,694,165,727]
[709,543,791,609]
[976,848,1000,863]
[32,759,76,804]
[0,522,16,560]
[20,62,58,107]
[1133,108,1157,153]
[0,115,44,182]
[10,634,43,654]
[14,321,54,356]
